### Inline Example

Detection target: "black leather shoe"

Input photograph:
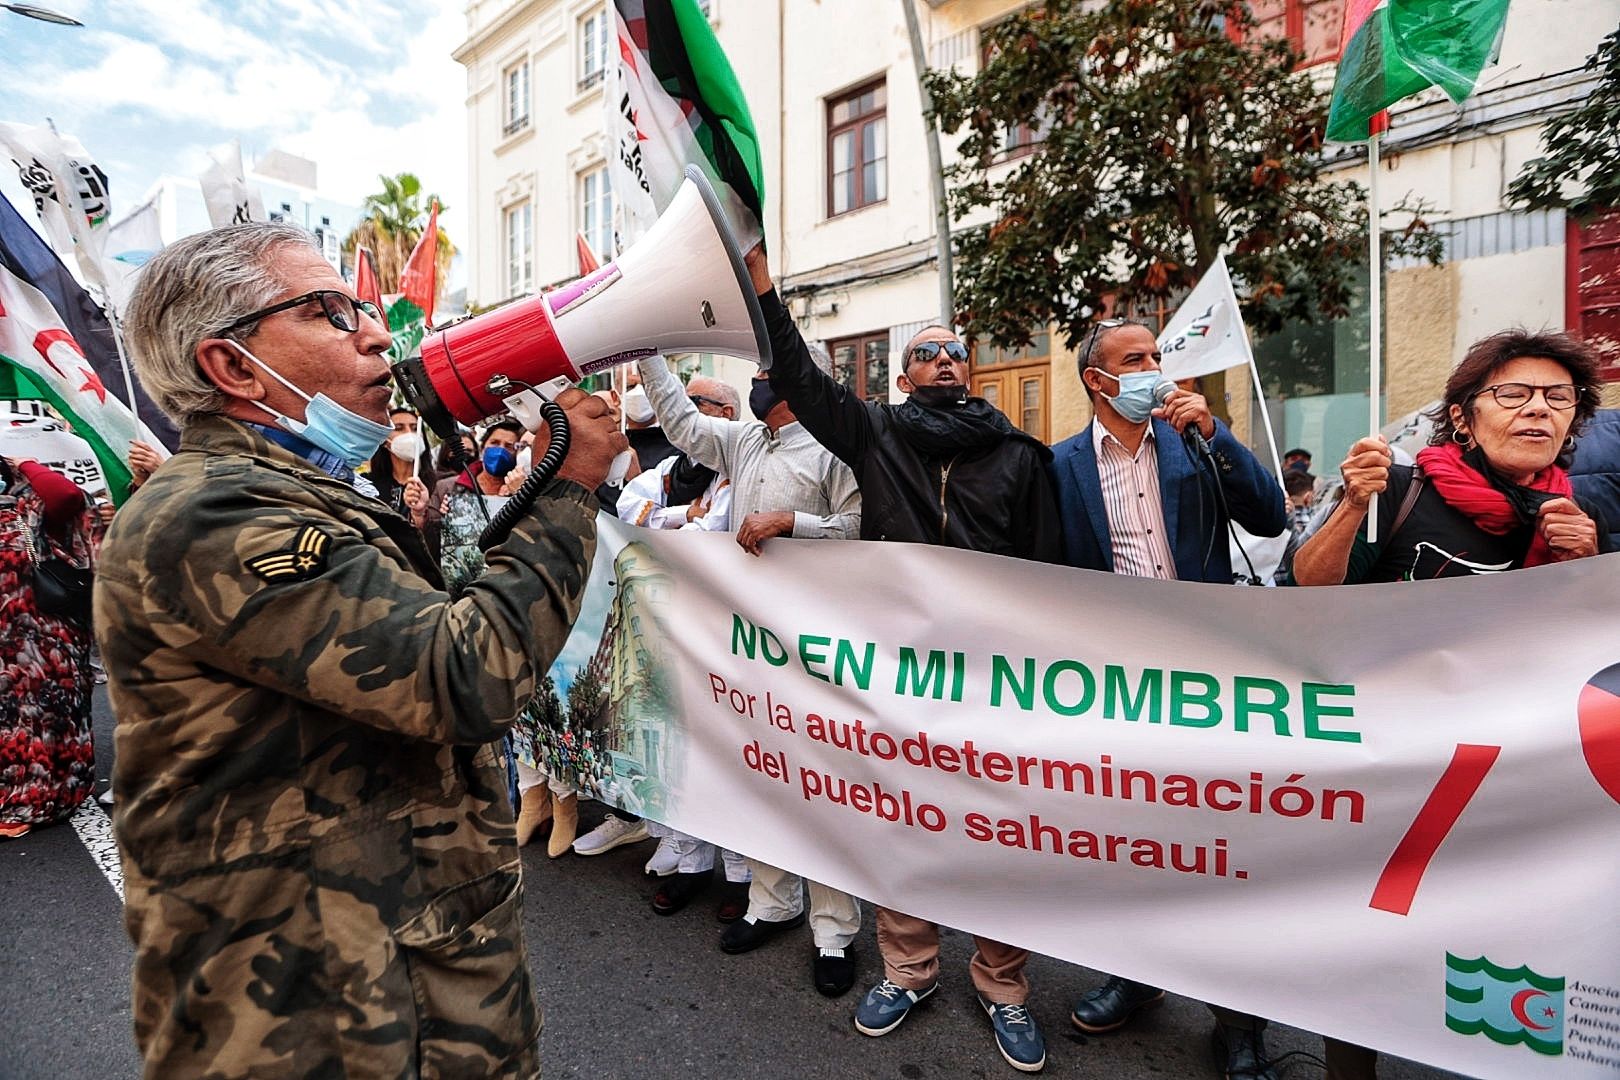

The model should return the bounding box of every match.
[1069,976,1165,1034]
[715,880,750,924]
[1211,1024,1279,1080]
[718,911,806,954]
[812,946,857,997]
[651,870,711,916]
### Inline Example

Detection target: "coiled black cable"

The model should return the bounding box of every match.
[477,399,570,551]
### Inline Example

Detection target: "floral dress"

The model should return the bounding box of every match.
[0,483,95,834]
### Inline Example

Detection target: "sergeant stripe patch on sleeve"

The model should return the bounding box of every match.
[245,525,333,583]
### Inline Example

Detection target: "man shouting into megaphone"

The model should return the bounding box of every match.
[97,222,628,1080]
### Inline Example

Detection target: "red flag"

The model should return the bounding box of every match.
[354,246,389,331]
[400,199,439,327]
[576,232,601,275]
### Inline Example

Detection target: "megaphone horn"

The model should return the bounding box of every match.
[394,165,770,439]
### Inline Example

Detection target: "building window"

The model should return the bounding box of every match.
[1237,0,1341,68]
[580,8,610,91]
[505,202,533,297]
[827,80,887,216]
[980,29,1044,159]
[504,59,531,136]
[828,331,891,402]
[580,167,613,264]
[971,330,1050,368]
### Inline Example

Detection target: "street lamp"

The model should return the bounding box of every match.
[1,3,82,25]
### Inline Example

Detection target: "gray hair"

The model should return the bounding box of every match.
[124,222,321,426]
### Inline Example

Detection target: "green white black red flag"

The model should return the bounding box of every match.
[605,0,763,250]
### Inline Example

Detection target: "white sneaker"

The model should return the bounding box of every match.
[644,834,681,876]
[572,814,651,856]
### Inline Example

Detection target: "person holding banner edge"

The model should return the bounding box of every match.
[747,246,1060,1074]
[1289,332,1605,1076]
[1292,329,1606,588]
[1047,318,1287,1080]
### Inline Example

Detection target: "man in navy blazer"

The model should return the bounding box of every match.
[1048,320,1286,582]
[1046,319,1287,1080]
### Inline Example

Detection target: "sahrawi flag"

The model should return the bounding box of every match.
[0,258,160,503]
[605,0,763,249]
[1156,254,1252,382]
[1326,0,1512,143]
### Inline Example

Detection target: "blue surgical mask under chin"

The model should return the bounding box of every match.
[230,341,394,468]
[1097,369,1160,423]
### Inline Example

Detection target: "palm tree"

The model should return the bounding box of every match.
[343,172,455,298]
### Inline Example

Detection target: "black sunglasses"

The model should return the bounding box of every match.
[689,393,728,410]
[220,289,382,336]
[910,340,969,364]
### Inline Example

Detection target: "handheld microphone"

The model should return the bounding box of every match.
[1153,379,1212,460]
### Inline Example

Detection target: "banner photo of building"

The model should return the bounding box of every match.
[540,516,1620,1079]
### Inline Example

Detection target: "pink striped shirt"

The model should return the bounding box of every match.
[1092,422,1177,580]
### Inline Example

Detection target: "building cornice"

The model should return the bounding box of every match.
[453,0,550,65]
[781,237,939,296]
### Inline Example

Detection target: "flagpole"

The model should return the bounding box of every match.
[96,283,140,416]
[1365,131,1383,544]
[1246,353,1285,484]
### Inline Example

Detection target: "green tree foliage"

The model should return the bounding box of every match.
[342,172,455,297]
[566,667,604,725]
[927,0,1432,347]
[1507,29,1620,220]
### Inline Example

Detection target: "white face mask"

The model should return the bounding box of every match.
[389,432,422,462]
[623,386,656,425]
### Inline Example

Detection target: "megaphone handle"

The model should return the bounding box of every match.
[604,449,634,488]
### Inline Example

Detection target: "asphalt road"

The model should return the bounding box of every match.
[0,688,1469,1080]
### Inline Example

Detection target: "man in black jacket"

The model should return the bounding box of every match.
[748,249,1059,1074]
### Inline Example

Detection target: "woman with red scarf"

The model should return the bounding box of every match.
[1292,329,1605,1078]
[1294,329,1606,587]
[0,455,95,840]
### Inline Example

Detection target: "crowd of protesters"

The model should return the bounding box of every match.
[8,220,1616,1080]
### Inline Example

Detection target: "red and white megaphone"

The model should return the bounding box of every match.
[393,165,770,439]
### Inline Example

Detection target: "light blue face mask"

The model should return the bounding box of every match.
[1096,368,1160,423]
[230,341,394,468]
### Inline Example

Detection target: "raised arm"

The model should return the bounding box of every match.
[746,250,878,469]
[636,354,742,474]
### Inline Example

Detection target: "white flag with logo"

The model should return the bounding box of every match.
[0,121,113,293]
[198,141,265,228]
[1157,254,1252,382]
[103,194,164,315]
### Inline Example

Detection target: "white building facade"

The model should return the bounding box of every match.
[455,0,1618,463]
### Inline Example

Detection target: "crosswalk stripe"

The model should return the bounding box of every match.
[70,800,124,902]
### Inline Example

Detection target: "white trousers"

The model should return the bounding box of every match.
[648,823,750,880]
[745,858,861,949]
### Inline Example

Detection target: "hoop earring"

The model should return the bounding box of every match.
[1451,429,1470,446]
[1563,435,1576,452]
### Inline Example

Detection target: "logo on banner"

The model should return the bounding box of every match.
[1444,953,1564,1056]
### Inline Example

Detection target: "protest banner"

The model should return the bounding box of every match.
[0,407,107,496]
[537,517,1620,1079]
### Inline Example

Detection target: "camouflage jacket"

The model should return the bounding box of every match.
[93,415,598,1079]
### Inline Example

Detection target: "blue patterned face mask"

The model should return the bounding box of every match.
[230,341,394,468]
[1095,368,1160,423]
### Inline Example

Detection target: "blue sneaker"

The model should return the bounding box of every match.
[853,979,936,1036]
[979,995,1046,1073]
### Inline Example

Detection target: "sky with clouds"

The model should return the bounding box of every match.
[0,0,468,245]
